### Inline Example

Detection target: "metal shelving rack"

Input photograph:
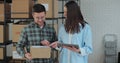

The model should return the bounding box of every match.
[0,0,12,63]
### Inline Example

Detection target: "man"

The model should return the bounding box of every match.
[16,4,57,63]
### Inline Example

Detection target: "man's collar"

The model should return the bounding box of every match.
[32,22,46,28]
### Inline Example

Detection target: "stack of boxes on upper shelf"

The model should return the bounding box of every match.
[103,34,117,63]
[11,0,58,43]
[11,0,33,18]
[37,0,58,18]
[11,0,58,18]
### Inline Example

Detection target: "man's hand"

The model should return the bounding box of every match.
[49,41,58,48]
[41,40,50,46]
[25,53,32,60]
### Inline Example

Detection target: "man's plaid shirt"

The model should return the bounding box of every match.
[16,22,57,63]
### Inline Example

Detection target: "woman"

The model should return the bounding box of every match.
[50,1,93,63]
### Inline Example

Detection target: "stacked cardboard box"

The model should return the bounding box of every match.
[11,0,33,18]
[0,48,3,59]
[12,24,27,42]
[0,25,9,43]
[9,60,23,63]
[37,0,58,18]
[0,26,3,43]
[12,46,25,60]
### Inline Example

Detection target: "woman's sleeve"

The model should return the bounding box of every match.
[79,24,93,56]
[55,25,63,50]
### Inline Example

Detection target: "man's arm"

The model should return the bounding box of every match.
[16,28,28,57]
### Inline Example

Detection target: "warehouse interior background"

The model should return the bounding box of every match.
[0,0,120,63]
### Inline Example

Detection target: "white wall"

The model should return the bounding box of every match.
[81,0,120,63]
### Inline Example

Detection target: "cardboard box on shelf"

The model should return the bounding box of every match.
[12,46,25,60]
[0,48,3,59]
[30,46,51,58]
[37,0,58,18]
[0,25,9,43]
[0,3,11,22]
[11,14,31,18]
[0,26,3,43]
[11,0,33,18]
[12,24,27,42]
[9,60,23,63]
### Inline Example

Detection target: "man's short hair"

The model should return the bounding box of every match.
[32,4,46,13]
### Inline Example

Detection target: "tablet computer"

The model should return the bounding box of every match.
[58,43,79,49]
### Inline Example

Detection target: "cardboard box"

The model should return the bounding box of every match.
[9,60,23,63]
[0,48,3,59]
[0,3,4,21]
[12,46,25,60]
[30,46,51,58]
[11,14,31,18]
[0,26,3,43]
[13,46,16,51]
[37,0,58,18]
[12,24,27,42]
[12,46,25,63]
[0,25,9,43]
[11,0,33,18]
[0,3,11,21]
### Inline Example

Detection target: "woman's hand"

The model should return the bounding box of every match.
[63,46,80,53]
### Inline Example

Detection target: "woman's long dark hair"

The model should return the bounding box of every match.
[64,1,87,34]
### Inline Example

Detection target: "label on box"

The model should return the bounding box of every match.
[13,51,23,59]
